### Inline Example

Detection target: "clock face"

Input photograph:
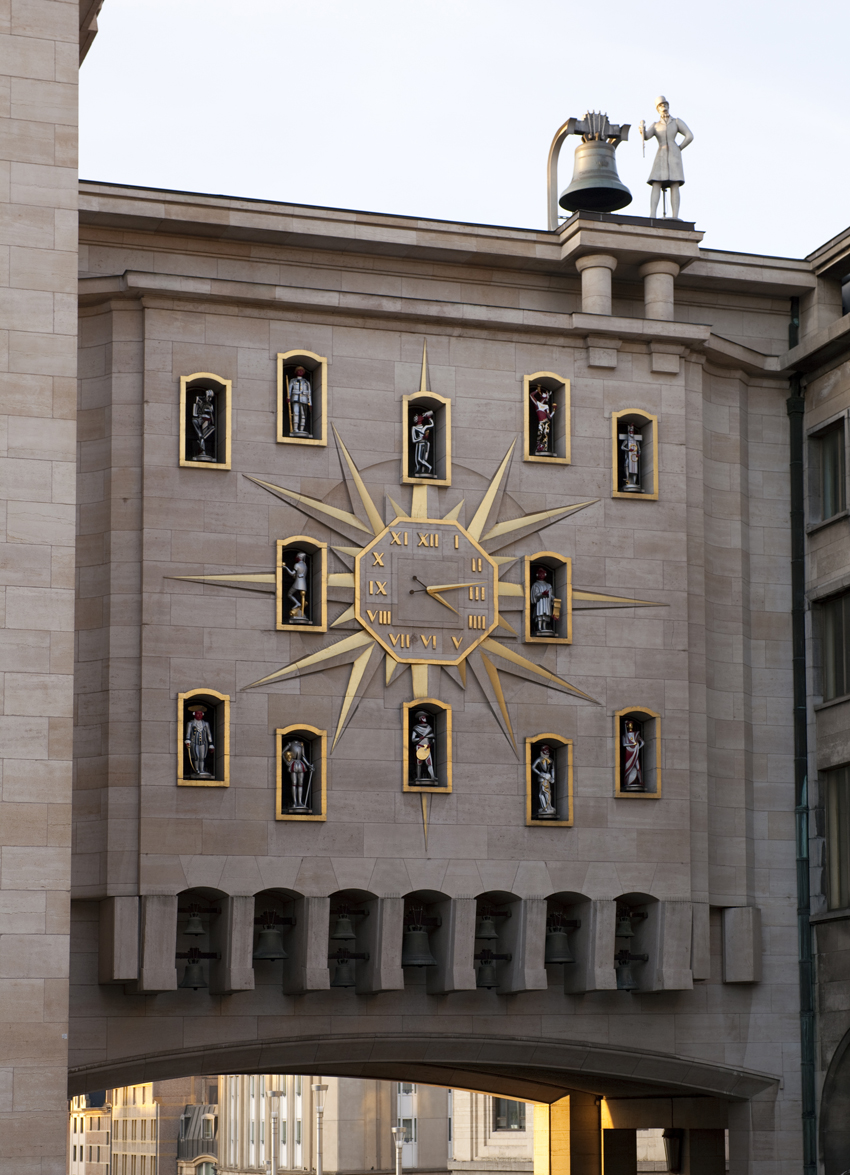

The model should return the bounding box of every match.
[354,519,499,665]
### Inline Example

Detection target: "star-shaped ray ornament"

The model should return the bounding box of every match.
[170,430,667,757]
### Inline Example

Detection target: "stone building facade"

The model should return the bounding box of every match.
[2,5,850,1175]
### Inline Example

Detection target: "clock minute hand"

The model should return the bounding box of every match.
[409,577,482,616]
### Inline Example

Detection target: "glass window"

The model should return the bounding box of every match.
[493,1099,526,1131]
[822,592,850,700]
[819,420,846,521]
[827,766,850,909]
[398,1083,416,1094]
[296,1119,302,1145]
[398,1118,417,1142]
[203,1117,214,1140]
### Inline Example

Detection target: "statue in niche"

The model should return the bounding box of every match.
[621,719,645,791]
[191,388,217,462]
[286,366,313,438]
[283,550,311,624]
[410,711,437,783]
[619,422,642,492]
[411,408,436,478]
[185,705,215,779]
[639,96,694,219]
[530,566,556,636]
[530,385,556,455]
[532,744,558,818]
[283,737,314,813]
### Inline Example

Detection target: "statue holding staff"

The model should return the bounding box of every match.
[622,719,645,791]
[185,706,215,779]
[639,96,693,219]
[282,738,314,812]
[283,551,310,623]
[531,744,558,818]
[619,422,642,492]
[286,365,313,437]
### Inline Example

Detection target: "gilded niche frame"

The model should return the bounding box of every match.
[524,551,573,645]
[277,349,328,446]
[613,705,661,798]
[275,724,327,821]
[523,372,571,464]
[177,688,230,787]
[402,391,452,487]
[179,372,232,470]
[275,536,328,633]
[525,733,573,826]
[611,408,659,500]
[402,698,453,793]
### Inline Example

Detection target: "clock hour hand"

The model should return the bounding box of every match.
[409,576,482,616]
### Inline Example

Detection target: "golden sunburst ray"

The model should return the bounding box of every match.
[442,500,464,522]
[480,637,599,702]
[482,499,598,550]
[332,427,385,537]
[243,631,373,689]
[244,474,371,543]
[331,605,356,628]
[167,572,275,593]
[467,442,516,541]
[467,649,518,755]
[332,642,383,749]
[573,589,668,609]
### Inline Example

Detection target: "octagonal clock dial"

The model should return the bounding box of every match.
[355,519,498,665]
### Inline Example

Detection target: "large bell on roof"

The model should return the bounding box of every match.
[401,927,437,968]
[559,111,632,215]
[330,956,357,988]
[179,961,207,990]
[253,925,288,962]
[475,914,499,941]
[544,927,575,965]
[184,913,205,936]
[330,914,356,942]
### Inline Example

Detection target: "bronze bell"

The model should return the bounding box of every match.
[615,956,638,991]
[401,927,437,968]
[476,958,499,989]
[184,912,205,937]
[330,956,357,988]
[330,914,356,942]
[475,914,499,941]
[179,961,207,990]
[558,111,632,215]
[253,925,288,962]
[615,911,635,938]
[544,927,575,965]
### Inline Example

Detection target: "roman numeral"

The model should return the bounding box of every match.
[468,585,486,601]
[468,614,486,629]
[417,532,439,547]
[390,531,408,546]
[471,557,483,572]
[420,634,436,648]
[372,552,385,567]
[369,581,387,596]
[451,636,464,649]
[389,633,411,648]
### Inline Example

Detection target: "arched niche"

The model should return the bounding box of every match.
[611,408,658,499]
[524,552,572,644]
[275,724,327,821]
[525,733,572,825]
[474,890,519,990]
[179,372,231,469]
[402,391,451,486]
[614,706,661,798]
[175,888,225,993]
[275,536,328,633]
[327,888,376,990]
[543,891,587,983]
[614,892,659,994]
[523,372,570,464]
[276,349,328,446]
[402,698,452,792]
[251,888,300,981]
[401,889,449,988]
[177,688,230,787]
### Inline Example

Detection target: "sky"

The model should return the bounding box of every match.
[80,0,850,260]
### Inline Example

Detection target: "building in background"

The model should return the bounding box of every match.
[449,1091,533,1175]
[69,1091,110,1175]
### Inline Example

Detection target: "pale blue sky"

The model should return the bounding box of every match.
[80,0,848,259]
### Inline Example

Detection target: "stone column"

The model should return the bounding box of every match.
[575,254,618,315]
[0,2,80,1171]
[639,259,680,321]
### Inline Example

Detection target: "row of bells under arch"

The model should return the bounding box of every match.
[177,909,646,992]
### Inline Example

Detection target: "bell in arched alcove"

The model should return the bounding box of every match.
[184,911,205,936]
[330,955,357,988]
[615,909,635,939]
[401,926,437,968]
[476,958,499,989]
[253,924,288,962]
[475,913,499,941]
[330,912,356,942]
[544,926,575,965]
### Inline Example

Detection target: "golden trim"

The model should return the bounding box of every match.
[522,372,571,465]
[402,697,453,793]
[573,589,665,608]
[525,733,573,826]
[177,688,230,787]
[611,409,659,500]
[179,373,232,470]
[524,552,573,645]
[277,350,328,446]
[613,705,662,798]
[411,664,429,698]
[275,724,327,821]
[276,537,328,633]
